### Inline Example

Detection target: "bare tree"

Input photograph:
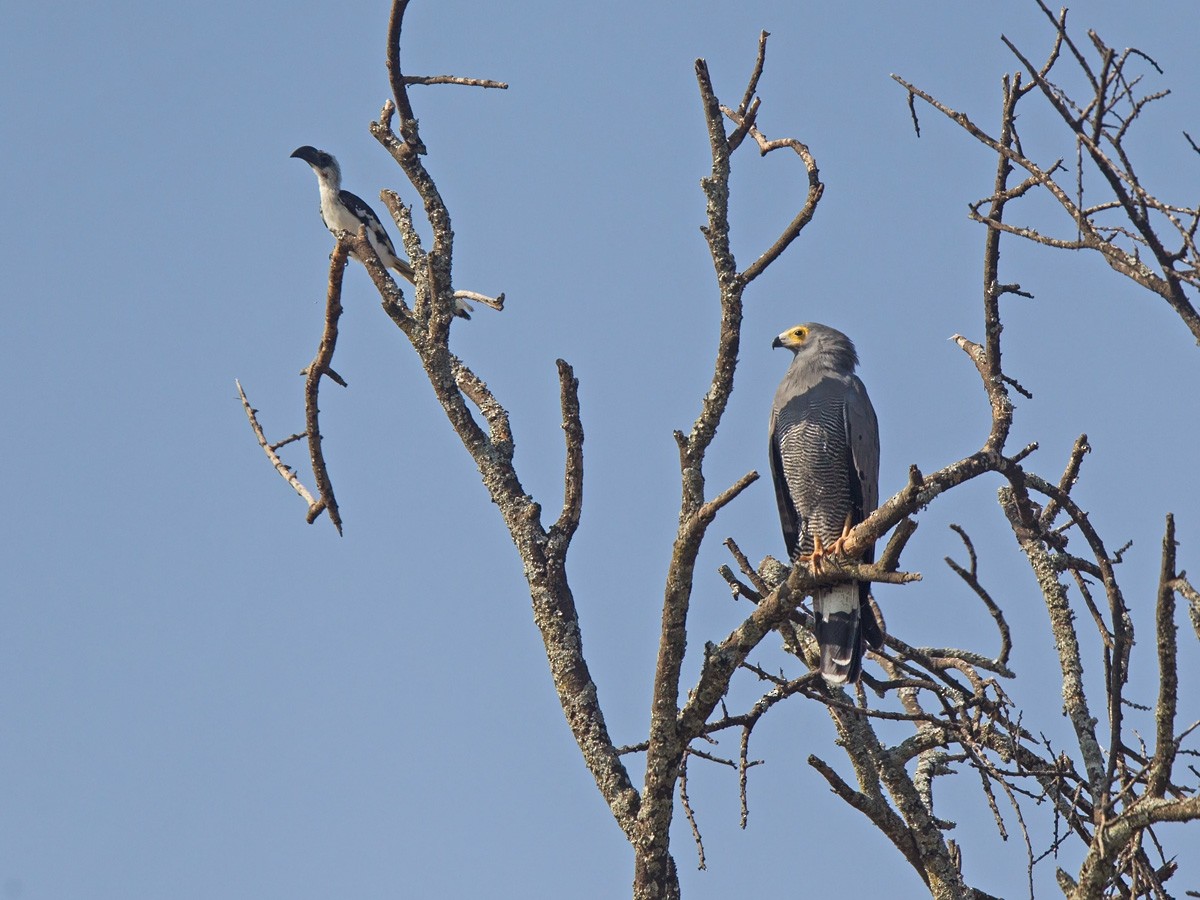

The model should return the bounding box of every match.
[239,2,1199,897]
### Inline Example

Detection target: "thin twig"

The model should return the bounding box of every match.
[678,753,707,870]
[403,74,508,89]
[236,380,318,510]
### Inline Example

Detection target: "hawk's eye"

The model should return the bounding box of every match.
[794,327,808,340]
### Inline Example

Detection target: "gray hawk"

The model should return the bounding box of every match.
[769,322,883,685]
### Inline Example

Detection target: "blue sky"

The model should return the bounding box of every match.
[3,1,1198,897]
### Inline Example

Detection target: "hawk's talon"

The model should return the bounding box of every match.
[798,534,828,573]
[828,513,855,558]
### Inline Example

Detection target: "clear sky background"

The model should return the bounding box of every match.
[3,1,1198,898]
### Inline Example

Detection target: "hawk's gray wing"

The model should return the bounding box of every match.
[845,373,882,652]
[768,402,800,559]
[845,373,880,541]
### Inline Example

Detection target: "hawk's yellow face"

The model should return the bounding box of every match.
[773,325,810,350]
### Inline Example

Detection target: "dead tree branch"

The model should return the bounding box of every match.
[896,1,1200,343]
[300,236,352,535]
[880,8,1200,896]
